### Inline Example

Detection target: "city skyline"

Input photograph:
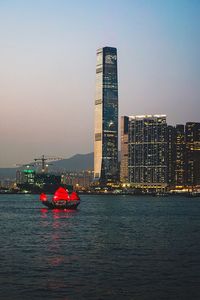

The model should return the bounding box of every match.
[0,0,200,167]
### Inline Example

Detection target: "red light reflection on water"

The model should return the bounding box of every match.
[52,209,77,221]
[53,208,77,214]
[40,208,48,218]
[47,256,65,266]
[40,208,77,218]
[41,208,48,213]
[39,206,79,278]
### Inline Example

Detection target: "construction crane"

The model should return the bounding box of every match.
[34,155,63,172]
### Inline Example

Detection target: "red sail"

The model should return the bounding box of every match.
[70,191,80,201]
[40,193,47,201]
[53,187,70,201]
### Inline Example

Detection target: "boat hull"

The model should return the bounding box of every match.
[42,200,80,210]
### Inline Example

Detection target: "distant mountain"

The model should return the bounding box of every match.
[0,153,94,179]
[52,152,94,172]
[0,168,17,179]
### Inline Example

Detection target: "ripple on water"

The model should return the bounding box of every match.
[0,195,200,299]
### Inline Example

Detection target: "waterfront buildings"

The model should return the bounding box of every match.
[94,47,118,183]
[61,170,94,190]
[121,115,168,190]
[120,117,200,190]
[16,168,62,193]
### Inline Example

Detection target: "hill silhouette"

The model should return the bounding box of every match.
[52,152,93,171]
[0,152,94,179]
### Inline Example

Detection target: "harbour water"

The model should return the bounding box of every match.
[0,194,200,299]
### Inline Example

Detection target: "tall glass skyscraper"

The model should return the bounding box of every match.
[94,47,118,183]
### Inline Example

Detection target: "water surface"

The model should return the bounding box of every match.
[0,195,200,299]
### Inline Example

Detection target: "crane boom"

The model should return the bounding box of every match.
[34,155,63,172]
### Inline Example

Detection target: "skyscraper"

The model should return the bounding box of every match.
[120,116,129,183]
[185,122,200,186]
[94,47,118,183]
[175,124,186,185]
[167,125,176,185]
[166,122,200,188]
[128,115,167,189]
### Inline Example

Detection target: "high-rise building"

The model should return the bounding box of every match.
[128,115,167,189]
[174,124,186,186]
[94,47,118,183]
[166,122,200,188]
[120,116,129,183]
[185,122,200,186]
[167,125,176,185]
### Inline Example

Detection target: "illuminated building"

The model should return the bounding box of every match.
[120,117,200,189]
[128,115,167,189]
[34,173,61,189]
[185,122,200,186]
[175,124,186,185]
[94,47,118,183]
[167,125,176,185]
[16,169,35,185]
[16,170,61,193]
[120,116,129,183]
[167,122,200,188]
[61,171,94,189]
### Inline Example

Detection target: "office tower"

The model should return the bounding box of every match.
[185,122,200,186]
[94,47,118,183]
[167,125,176,185]
[128,115,167,189]
[120,116,129,183]
[175,124,186,185]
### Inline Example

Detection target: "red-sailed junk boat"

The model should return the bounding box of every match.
[40,187,80,209]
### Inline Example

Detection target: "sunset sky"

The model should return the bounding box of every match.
[0,0,199,167]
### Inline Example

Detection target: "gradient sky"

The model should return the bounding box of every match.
[0,0,200,167]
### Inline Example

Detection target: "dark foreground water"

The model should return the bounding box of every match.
[0,195,200,300]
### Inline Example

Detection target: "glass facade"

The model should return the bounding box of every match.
[94,47,118,183]
[185,122,200,186]
[120,116,129,183]
[166,122,200,187]
[128,115,167,186]
[167,125,176,185]
[175,124,186,185]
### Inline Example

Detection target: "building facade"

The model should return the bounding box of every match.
[62,171,94,190]
[128,115,168,189]
[167,125,176,185]
[16,169,35,185]
[166,122,200,188]
[94,47,118,183]
[174,124,186,186]
[185,122,200,186]
[120,116,129,183]
[120,116,200,189]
